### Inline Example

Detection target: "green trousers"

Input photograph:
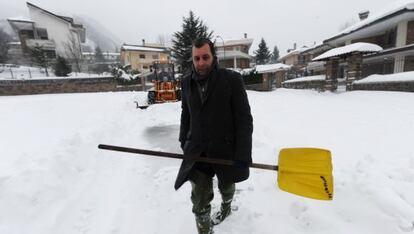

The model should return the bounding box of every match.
[189,168,236,217]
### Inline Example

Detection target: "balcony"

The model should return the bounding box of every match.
[26,39,56,50]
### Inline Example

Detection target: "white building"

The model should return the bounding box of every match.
[215,35,254,69]
[7,2,85,59]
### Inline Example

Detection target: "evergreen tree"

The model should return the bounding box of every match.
[254,38,271,65]
[172,11,213,73]
[30,46,50,76]
[54,56,72,76]
[0,28,11,63]
[94,46,105,62]
[93,46,108,74]
[271,46,280,63]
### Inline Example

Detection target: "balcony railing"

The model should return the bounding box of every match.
[26,39,56,50]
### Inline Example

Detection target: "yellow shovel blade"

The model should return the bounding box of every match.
[277,148,333,200]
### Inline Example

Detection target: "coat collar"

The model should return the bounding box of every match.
[190,61,219,107]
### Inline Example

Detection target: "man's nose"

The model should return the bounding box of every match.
[197,59,206,66]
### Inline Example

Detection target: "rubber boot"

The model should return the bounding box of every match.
[211,201,232,225]
[195,213,213,234]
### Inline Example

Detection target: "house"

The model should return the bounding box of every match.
[7,2,85,60]
[278,43,311,78]
[301,43,332,76]
[255,63,291,89]
[120,41,170,72]
[323,1,414,77]
[215,34,253,69]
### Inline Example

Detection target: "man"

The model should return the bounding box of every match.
[174,38,253,234]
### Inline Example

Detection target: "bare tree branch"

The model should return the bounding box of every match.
[63,32,83,73]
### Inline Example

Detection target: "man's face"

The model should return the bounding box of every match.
[192,44,214,76]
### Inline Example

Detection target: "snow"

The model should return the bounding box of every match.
[279,46,310,60]
[121,45,166,52]
[216,50,252,59]
[354,71,414,84]
[215,38,254,47]
[7,16,34,22]
[0,89,414,234]
[313,42,383,61]
[0,65,111,80]
[255,63,291,73]
[333,0,414,38]
[283,75,326,83]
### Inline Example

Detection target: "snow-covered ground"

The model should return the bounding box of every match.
[0,89,414,234]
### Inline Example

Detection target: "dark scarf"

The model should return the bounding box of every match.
[191,60,218,104]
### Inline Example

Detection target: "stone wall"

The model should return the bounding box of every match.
[282,80,326,91]
[0,77,145,96]
[245,83,270,91]
[352,81,414,92]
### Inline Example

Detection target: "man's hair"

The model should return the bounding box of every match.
[192,38,216,57]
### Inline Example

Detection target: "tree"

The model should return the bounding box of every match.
[93,46,108,74]
[270,45,280,63]
[30,45,50,76]
[172,11,213,73]
[0,28,12,63]
[64,33,83,72]
[254,38,271,65]
[54,56,71,76]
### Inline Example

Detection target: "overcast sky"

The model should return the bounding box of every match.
[1,0,398,55]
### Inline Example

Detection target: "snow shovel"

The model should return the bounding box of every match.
[98,144,333,200]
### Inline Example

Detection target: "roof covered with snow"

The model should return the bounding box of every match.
[325,0,414,43]
[216,50,252,60]
[279,46,310,60]
[313,43,383,61]
[26,2,84,28]
[7,17,34,23]
[121,45,167,52]
[215,38,254,48]
[255,63,291,73]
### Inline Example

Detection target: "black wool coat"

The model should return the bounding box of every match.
[174,66,253,190]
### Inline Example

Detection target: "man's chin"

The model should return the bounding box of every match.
[196,70,209,76]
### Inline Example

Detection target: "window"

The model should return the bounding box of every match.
[139,54,146,59]
[36,28,48,40]
[152,54,159,59]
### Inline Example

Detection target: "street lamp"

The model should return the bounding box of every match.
[216,35,225,63]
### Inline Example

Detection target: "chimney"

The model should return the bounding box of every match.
[359,10,369,21]
[244,33,247,39]
[293,43,297,50]
[142,39,145,46]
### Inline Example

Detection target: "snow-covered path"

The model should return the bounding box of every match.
[0,89,413,234]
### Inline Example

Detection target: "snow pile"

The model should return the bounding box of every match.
[0,90,414,234]
[255,63,291,73]
[313,43,383,61]
[354,71,414,84]
[283,75,326,83]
